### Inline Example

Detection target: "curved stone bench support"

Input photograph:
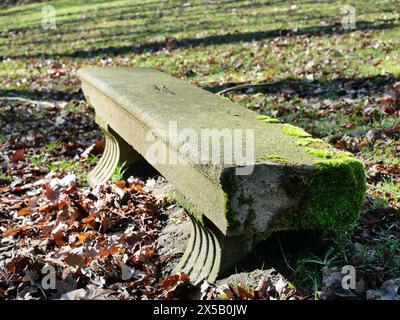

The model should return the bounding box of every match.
[88,125,141,187]
[175,215,251,284]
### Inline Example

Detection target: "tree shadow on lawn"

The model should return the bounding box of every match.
[0,0,261,36]
[4,19,397,60]
[203,74,400,99]
[0,88,84,102]
[0,74,397,109]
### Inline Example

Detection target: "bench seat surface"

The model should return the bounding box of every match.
[78,67,318,173]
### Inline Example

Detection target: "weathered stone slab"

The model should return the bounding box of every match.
[78,67,366,282]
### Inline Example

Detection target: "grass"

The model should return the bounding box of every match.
[111,162,126,182]
[46,141,58,152]
[28,153,43,166]
[88,154,99,165]
[375,179,400,207]
[293,248,341,295]
[0,171,13,183]
[290,229,352,296]
[291,218,400,297]
[354,237,400,275]
[47,159,75,172]
[0,0,399,296]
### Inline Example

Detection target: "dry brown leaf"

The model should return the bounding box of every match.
[4,226,25,237]
[81,215,96,224]
[64,253,86,268]
[116,180,126,189]
[7,256,31,273]
[162,274,180,290]
[53,231,67,246]
[44,183,59,201]
[10,149,25,162]
[17,207,30,216]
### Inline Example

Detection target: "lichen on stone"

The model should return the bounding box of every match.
[281,124,311,137]
[256,115,279,124]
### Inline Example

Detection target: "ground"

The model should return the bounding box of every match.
[0,0,399,300]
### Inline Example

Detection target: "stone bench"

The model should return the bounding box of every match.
[78,67,366,283]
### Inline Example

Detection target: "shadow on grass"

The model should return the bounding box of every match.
[3,19,397,59]
[235,204,400,293]
[232,230,329,289]
[203,74,400,99]
[0,0,264,37]
[1,74,398,107]
[0,88,84,101]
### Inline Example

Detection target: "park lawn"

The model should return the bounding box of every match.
[0,0,399,297]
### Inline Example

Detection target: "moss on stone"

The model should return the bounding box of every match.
[268,208,299,231]
[294,137,330,148]
[278,126,367,230]
[293,135,354,160]
[173,190,203,222]
[264,155,290,164]
[243,209,257,242]
[301,157,366,229]
[256,115,279,124]
[305,148,354,159]
[238,188,254,206]
[274,157,366,230]
[334,151,355,158]
[223,192,240,231]
[270,157,366,230]
[281,124,311,138]
[220,170,241,231]
[305,148,334,158]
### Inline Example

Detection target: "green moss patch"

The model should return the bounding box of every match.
[281,124,311,138]
[173,190,203,222]
[301,157,366,229]
[275,157,366,230]
[256,115,279,124]
[264,155,290,164]
[238,188,254,206]
[221,170,240,231]
[294,137,330,148]
[278,124,367,230]
[294,137,355,160]
[305,148,354,159]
